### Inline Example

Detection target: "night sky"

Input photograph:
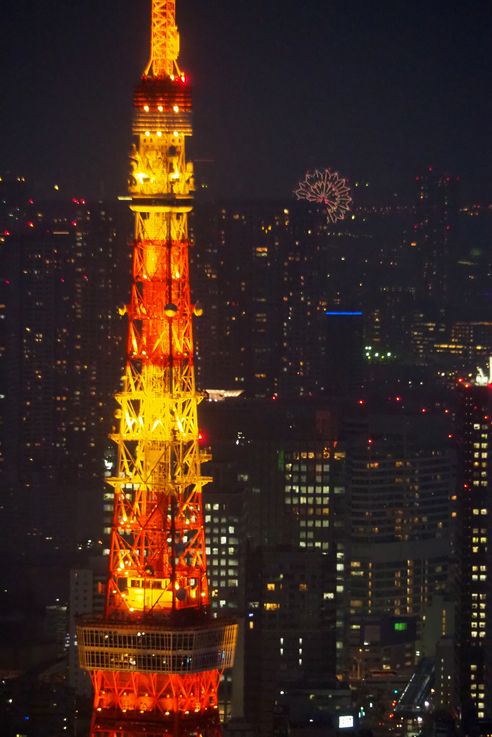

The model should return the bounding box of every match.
[1,0,491,201]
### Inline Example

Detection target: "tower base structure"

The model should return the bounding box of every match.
[90,712,222,737]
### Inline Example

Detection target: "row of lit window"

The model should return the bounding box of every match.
[285,485,331,495]
[142,130,181,139]
[142,103,181,113]
[287,499,330,510]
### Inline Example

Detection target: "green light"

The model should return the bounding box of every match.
[394,622,407,632]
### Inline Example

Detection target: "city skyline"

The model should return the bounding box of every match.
[2,1,492,735]
[1,0,491,200]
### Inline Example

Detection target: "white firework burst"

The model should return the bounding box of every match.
[294,168,352,223]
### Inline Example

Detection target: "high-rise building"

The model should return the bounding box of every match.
[343,418,454,681]
[76,3,236,735]
[69,559,106,696]
[243,546,336,737]
[457,375,492,720]
[192,202,287,396]
[412,168,459,312]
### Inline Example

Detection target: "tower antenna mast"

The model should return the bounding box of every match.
[145,0,181,78]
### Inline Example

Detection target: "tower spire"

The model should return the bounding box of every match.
[145,0,181,78]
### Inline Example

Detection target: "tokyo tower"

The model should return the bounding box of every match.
[77,1,237,735]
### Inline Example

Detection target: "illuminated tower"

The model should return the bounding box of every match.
[77,1,237,734]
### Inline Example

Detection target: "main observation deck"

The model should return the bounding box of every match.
[78,617,236,675]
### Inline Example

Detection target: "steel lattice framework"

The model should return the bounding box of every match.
[145,0,180,78]
[78,1,236,733]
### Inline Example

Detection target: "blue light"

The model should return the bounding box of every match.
[325,311,363,316]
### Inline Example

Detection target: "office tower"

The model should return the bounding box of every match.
[324,311,364,396]
[279,203,332,399]
[192,203,286,396]
[412,168,459,312]
[69,560,106,696]
[433,322,492,374]
[344,419,454,681]
[76,2,237,735]
[458,375,492,720]
[244,547,336,737]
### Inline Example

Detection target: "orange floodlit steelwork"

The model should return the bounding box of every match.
[77,1,237,733]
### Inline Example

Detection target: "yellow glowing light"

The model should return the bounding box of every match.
[145,131,151,137]
[173,131,179,137]
[158,105,164,112]
[144,105,150,112]
[164,303,178,317]
[53,184,60,191]
[157,131,162,137]
[173,104,179,113]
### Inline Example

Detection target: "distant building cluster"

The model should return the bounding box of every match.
[1,169,492,736]
[0,174,129,558]
[192,168,492,398]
